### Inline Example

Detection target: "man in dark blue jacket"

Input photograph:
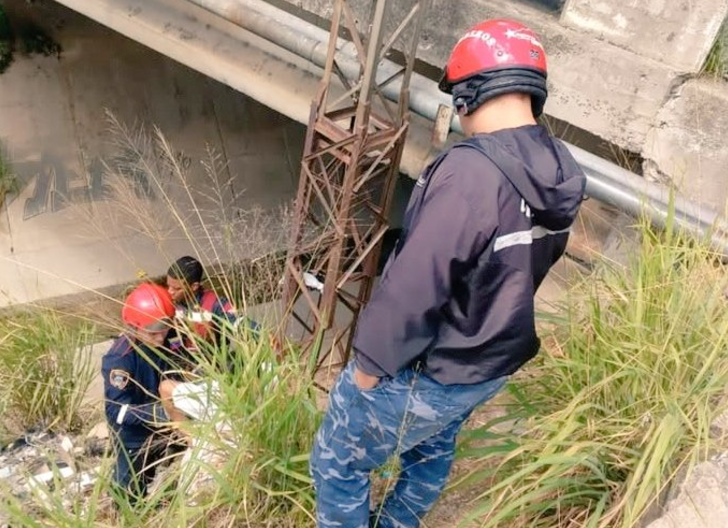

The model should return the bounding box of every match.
[102,283,176,503]
[310,19,587,528]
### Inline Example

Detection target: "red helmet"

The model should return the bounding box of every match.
[122,283,175,331]
[439,19,548,117]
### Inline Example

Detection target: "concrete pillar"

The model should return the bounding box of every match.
[561,0,728,72]
[643,79,728,214]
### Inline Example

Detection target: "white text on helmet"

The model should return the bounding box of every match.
[504,28,543,49]
[457,30,497,47]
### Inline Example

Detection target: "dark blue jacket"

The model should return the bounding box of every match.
[354,125,586,385]
[102,335,170,448]
[169,288,260,372]
[173,288,259,342]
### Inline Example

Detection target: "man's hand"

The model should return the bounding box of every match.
[354,365,380,390]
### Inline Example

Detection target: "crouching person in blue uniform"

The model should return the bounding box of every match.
[102,283,176,504]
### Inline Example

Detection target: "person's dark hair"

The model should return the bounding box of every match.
[167,256,203,284]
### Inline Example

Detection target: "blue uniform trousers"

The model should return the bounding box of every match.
[112,435,167,504]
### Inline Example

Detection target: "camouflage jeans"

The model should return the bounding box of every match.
[311,361,506,528]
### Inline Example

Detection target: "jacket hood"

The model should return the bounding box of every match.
[471,125,586,231]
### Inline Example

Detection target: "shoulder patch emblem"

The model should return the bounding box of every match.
[109,369,131,390]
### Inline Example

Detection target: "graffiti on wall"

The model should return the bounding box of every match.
[19,152,172,221]
[3,147,195,222]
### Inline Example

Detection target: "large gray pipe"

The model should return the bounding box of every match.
[189,0,728,255]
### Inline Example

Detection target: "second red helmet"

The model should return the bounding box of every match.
[122,283,175,332]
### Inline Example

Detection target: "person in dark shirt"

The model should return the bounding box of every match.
[165,256,241,354]
[310,19,587,528]
[160,256,260,424]
[101,282,175,504]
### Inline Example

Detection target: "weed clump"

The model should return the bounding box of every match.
[703,17,728,80]
[18,23,61,58]
[457,215,728,527]
[0,144,18,208]
[0,311,96,441]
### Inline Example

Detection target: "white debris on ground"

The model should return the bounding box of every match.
[0,412,236,524]
[0,428,107,525]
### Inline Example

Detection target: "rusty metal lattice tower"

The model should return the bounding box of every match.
[280,0,431,372]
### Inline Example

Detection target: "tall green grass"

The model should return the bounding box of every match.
[158,325,321,526]
[0,317,319,526]
[456,217,728,527]
[0,143,18,208]
[0,311,96,440]
[0,114,318,526]
[703,17,728,79]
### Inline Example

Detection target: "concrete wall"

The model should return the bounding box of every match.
[3,0,727,306]
[0,1,305,306]
[561,0,728,72]
[282,0,728,210]
[284,0,727,150]
[644,79,728,213]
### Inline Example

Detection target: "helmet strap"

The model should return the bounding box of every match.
[452,68,548,117]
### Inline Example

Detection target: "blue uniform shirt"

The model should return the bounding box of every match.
[102,335,170,448]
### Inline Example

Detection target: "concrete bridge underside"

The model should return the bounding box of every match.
[2,0,727,309]
[51,0,728,212]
